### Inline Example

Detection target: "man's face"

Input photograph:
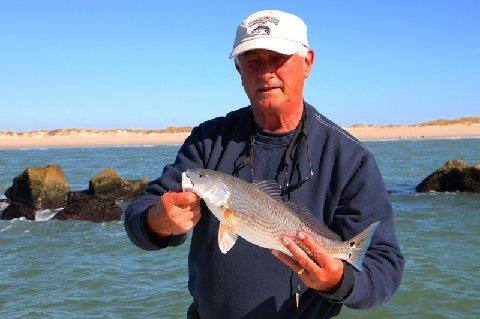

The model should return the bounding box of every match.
[236,49,314,114]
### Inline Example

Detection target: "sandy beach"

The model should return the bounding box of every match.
[0,132,191,148]
[0,129,191,148]
[345,124,480,141]
[1,120,479,148]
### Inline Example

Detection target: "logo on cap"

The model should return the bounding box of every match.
[249,16,279,36]
[252,25,271,36]
[248,16,279,27]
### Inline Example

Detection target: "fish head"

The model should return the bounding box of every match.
[182,169,231,222]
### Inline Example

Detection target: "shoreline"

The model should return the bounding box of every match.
[0,125,479,149]
[0,132,191,149]
[346,124,480,142]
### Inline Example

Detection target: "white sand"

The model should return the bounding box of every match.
[1,125,479,148]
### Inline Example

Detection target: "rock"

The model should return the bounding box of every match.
[88,168,148,200]
[1,202,35,220]
[416,159,480,192]
[4,164,70,210]
[53,192,122,222]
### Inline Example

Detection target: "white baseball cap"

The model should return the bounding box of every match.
[229,10,310,59]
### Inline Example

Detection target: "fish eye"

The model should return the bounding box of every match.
[198,173,203,178]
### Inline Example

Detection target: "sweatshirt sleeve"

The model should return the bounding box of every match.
[124,125,205,251]
[322,152,404,308]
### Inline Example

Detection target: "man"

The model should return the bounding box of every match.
[125,10,404,319]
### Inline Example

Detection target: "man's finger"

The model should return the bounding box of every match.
[272,250,303,274]
[192,212,202,226]
[192,206,202,219]
[281,236,320,274]
[173,207,196,220]
[163,192,200,207]
[298,232,329,268]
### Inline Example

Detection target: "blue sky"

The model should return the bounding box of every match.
[1,0,479,131]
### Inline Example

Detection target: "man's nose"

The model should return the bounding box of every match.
[256,61,277,79]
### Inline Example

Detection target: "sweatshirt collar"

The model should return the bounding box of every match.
[251,102,314,146]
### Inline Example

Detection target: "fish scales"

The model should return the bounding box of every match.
[224,176,302,252]
[182,168,379,270]
[210,173,339,256]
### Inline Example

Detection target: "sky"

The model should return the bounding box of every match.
[0,0,479,131]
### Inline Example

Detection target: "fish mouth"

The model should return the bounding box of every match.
[181,171,195,192]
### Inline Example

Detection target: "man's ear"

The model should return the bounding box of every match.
[235,61,241,74]
[235,61,245,86]
[304,50,314,78]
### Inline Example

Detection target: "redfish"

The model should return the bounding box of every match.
[182,168,378,270]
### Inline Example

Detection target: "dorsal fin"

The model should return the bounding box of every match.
[252,180,282,201]
[284,201,342,241]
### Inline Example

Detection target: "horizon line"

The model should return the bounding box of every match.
[1,116,479,133]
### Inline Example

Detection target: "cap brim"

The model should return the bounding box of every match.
[229,37,304,59]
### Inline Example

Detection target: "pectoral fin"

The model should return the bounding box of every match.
[218,223,238,254]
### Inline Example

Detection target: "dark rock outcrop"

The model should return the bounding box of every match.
[416,159,480,192]
[88,168,148,200]
[53,192,122,222]
[5,164,70,210]
[1,202,35,220]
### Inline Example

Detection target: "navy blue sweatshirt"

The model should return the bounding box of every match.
[124,103,404,319]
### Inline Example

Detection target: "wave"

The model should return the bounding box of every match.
[0,202,9,217]
[1,198,129,221]
[112,144,157,148]
[35,208,63,221]
[0,204,62,221]
[361,136,480,142]
[0,224,14,232]
[411,191,471,197]
[17,147,49,151]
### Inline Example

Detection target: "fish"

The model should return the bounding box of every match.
[181,168,379,270]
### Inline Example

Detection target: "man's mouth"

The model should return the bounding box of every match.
[257,87,280,93]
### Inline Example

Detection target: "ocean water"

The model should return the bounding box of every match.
[1,139,479,318]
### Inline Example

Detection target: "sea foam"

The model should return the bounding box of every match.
[35,208,62,221]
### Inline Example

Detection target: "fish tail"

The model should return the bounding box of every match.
[343,221,380,271]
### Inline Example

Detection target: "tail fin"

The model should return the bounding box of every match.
[344,221,380,271]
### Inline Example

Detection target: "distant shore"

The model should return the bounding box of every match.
[1,118,479,148]
[346,124,480,141]
[0,132,191,148]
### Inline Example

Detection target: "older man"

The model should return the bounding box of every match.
[125,10,404,319]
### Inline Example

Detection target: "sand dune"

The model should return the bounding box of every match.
[346,117,480,141]
[349,116,480,128]
[0,127,192,138]
[1,118,479,148]
[345,124,479,141]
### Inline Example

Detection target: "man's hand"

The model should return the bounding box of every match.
[272,232,344,292]
[147,192,201,237]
